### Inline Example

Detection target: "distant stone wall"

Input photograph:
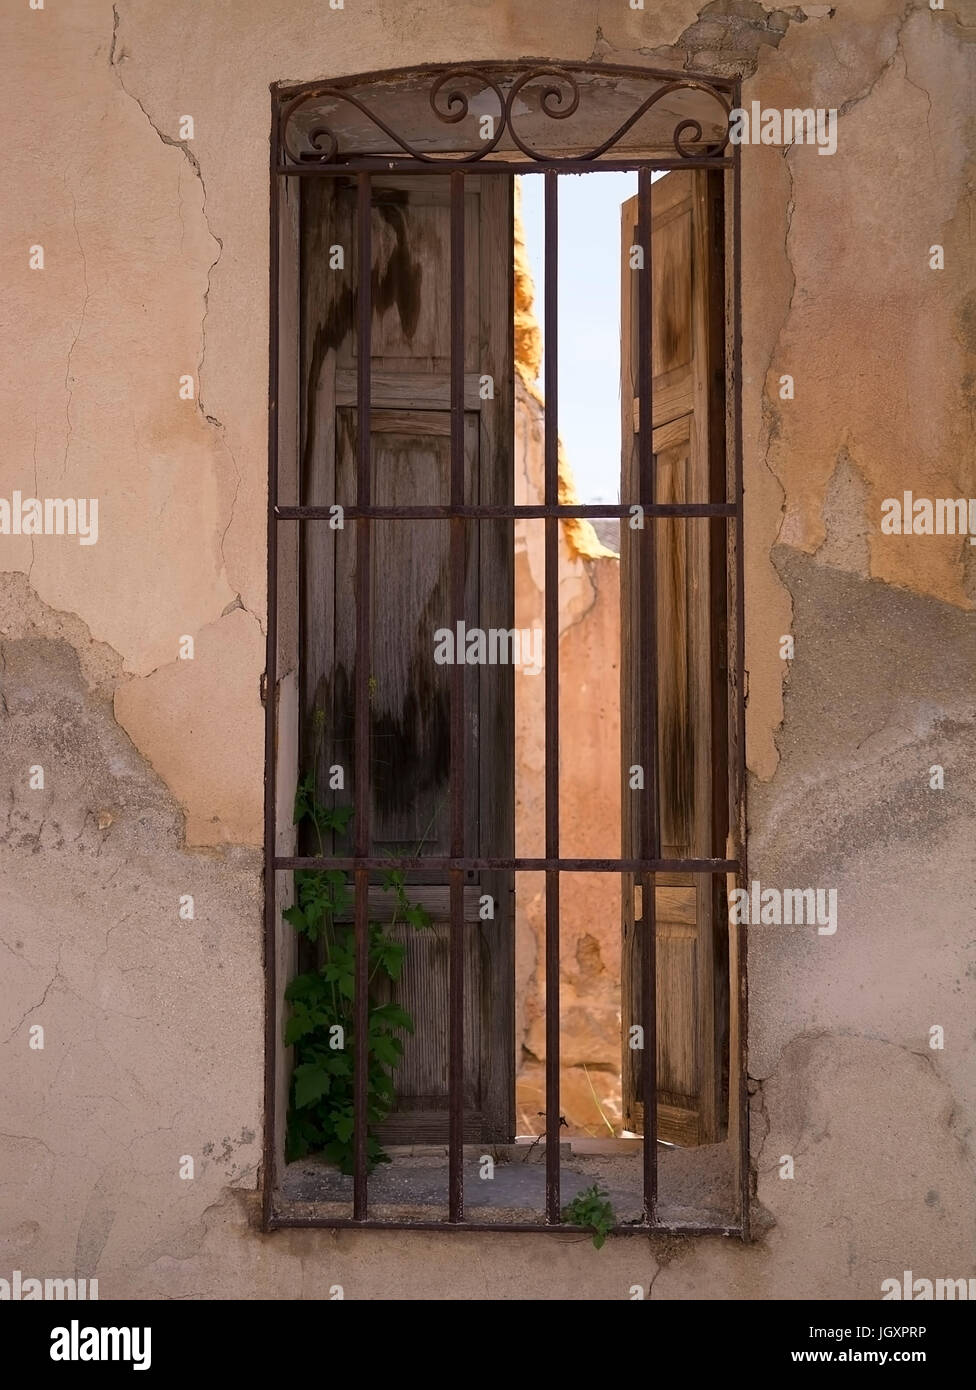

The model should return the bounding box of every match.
[512,200,623,1133]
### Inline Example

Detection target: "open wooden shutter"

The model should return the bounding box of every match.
[300,175,515,1142]
[619,170,728,1146]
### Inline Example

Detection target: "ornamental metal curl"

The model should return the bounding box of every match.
[281,70,508,166]
[278,63,732,168]
[504,69,730,162]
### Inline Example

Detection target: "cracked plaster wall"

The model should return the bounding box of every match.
[2,0,975,1298]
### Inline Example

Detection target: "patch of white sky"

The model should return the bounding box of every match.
[517,171,665,503]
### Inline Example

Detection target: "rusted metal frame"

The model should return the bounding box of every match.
[262,96,282,1234]
[278,158,732,177]
[275,856,740,873]
[276,63,734,169]
[731,95,750,1242]
[448,171,466,1223]
[276,502,736,519]
[274,59,739,106]
[265,85,748,1235]
[637,168,659,1220]
[269,1216,742,1236]
[268,1215,743,1237]
[352,171,372,1220]
[543,170,561,1225]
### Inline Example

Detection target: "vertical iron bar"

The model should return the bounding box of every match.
[637,167,659,1220]
[262,94,281,1232]
[353,171,372,1220]
[731,117,750,1241]
[448,171,466,1223]
[543,170,561,1224]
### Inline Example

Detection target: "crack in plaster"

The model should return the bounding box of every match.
[895,19,935,164]
[754,3,934,776]
[2,944,64,1045]
[752,1026,950,1096]
[620,1,835,73]
[62,191,92,488]
[750,1075,772,1175]
[28,421,39,586]
[0,1132,56,1159]
[835,2,910,121]
[108,5,248,620]
[747,1028,972,1216]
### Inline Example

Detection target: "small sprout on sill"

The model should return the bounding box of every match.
[562,1183,616,1249]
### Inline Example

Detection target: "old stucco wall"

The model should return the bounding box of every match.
[2,0,974,1298]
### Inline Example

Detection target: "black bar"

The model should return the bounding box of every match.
[274,855,740,873]
[268,1216,741,1236]
[276,502,736,520]
[352,171,372,1220]
[273,59,739,100]
[543,169,560,1224]
[637,167,659,1218]
[277,158,734,177]
[731,106,750,1241]
[262,96,281,1234]
[448,170,466,1223]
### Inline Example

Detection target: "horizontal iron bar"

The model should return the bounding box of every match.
[273,60,740,102]
[276,157,733,177]
[274,856,740,874]
[267,1215,743,1238]
[276,503,735,520]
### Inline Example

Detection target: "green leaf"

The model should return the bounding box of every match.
[294,1062,332,1109]
[282,905,307,932]
[285,767,436,1175]
[285,970,331,1003]
[365,1072,394,1105]
[371,1002,415,1033]
[320,805,354,835]
[371,937,405,982]
[561,1183,616,1250]
[370,1032,403,1066]
[284,1009,316,1046]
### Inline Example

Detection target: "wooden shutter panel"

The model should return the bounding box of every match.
[300,175,515,1142]
[619,170,728,1146]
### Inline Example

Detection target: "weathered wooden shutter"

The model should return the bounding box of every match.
[301,175,515,1142]
[619,170,728,1146]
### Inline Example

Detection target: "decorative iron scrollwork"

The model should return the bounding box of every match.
[279,63,732,167]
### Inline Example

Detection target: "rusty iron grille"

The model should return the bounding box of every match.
[265,62,748,1238]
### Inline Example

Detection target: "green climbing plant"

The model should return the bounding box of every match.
[561,1183,617,1249]
[283,768,432,1173]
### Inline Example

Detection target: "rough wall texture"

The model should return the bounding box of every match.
[2,0,975,1298]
